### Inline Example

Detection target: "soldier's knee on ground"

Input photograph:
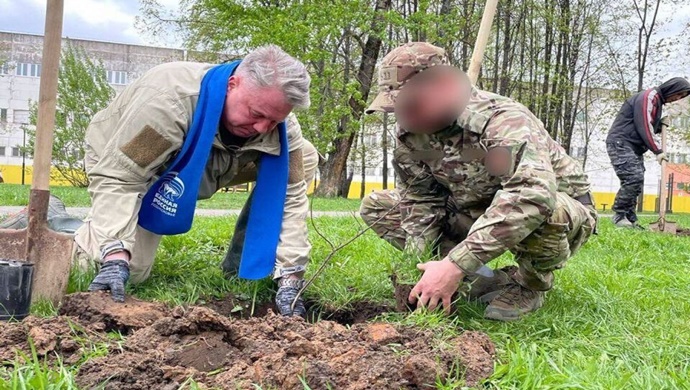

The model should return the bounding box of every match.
[359,190,400,227]
[360,190,406,250]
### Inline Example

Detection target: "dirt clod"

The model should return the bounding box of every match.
[365,323,402,345]
[1,292,495,389]
[391,273,417,312]
[59,292,168,334]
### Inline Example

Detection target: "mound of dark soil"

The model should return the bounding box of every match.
[1,293,495,389]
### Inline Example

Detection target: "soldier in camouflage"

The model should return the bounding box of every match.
[362,42,598,321]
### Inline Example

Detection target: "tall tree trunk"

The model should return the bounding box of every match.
[382,112,389,189]
[541,0,555,124]
[498,0,513,95]
[635,0,661,91]
[360,127,366,199]
[315,0,392,197]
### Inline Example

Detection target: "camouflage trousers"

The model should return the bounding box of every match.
[607,140,645,223]
[360,190,597,291]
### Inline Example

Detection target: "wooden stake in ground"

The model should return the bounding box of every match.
[650,127,677,233]
[467,0,499,84]
[0,0,73,305]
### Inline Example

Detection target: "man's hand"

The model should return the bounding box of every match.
[409,258,464,314]
[657,152,669,165]
[88,259,130,302]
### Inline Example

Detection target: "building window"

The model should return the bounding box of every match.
[13,109,30,124]
[570,146,585,159]
[0,63,10,75]
[107,70,128,85]
[16,63,41,77]
[671,153,688,164]
[0,147,5,156]
[0,108,7,122]
[11,147,21,157]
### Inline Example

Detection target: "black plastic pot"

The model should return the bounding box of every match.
[0,260,34,321]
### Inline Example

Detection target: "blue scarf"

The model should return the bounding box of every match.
[138,61,289,280]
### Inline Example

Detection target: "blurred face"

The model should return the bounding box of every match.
[222,75,293,138]
[394,66,470,134]
[666,92,690,103]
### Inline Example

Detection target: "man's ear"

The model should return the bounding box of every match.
[228,75,239,91]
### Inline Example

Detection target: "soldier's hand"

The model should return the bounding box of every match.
[88,260,130,302]
[409,259,464,314]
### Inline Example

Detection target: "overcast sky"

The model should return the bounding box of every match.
[0,0,178,46]
[2,1,689,46]
[1,0,688,83]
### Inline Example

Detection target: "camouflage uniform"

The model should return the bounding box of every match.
[362,43,597,292]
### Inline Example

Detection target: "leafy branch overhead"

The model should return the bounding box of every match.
[138,0,690,197]
[24,42,115,187]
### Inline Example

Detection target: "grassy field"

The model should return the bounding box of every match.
[4,212,690,389]
[0,184,362,212]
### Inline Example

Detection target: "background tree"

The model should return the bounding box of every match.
[25,42,115,187]
[138,0,690,197]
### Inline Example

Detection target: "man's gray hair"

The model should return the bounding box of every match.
[236,45,311,109]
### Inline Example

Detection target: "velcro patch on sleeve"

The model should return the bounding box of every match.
[120,125,173,169]
[484,146,514,177]
[288,149,305,184]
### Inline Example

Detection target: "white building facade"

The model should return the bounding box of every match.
[0,31,187,183]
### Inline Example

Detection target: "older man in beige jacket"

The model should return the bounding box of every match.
[2,45,317,316]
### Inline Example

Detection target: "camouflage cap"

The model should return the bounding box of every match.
[366,42,449,114]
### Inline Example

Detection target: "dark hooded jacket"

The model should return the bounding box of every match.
[606,77,690,155]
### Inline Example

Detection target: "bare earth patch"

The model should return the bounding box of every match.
[1,293,495,389]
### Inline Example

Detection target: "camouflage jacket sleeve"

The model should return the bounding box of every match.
[447,114,558,274]
[394,139,449,253]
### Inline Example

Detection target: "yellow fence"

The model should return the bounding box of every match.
[3,164,688,213]
[592,192,690,213]
[0,165,72,186]
[347,184,688,213]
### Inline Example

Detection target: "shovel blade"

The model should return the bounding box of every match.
[0,227,73,305]
[28,229,74,305]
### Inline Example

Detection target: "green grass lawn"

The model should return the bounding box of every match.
[5,213,690,389]
[0,183,362,212]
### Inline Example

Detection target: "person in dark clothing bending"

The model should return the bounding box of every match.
[606,77,690,228]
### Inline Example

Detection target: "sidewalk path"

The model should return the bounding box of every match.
[0,206,355,218]
[0,206,661,219]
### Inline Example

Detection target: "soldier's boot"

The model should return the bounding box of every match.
[461,266,517,304]
[483,283,544,322]
[612,213,634,228]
